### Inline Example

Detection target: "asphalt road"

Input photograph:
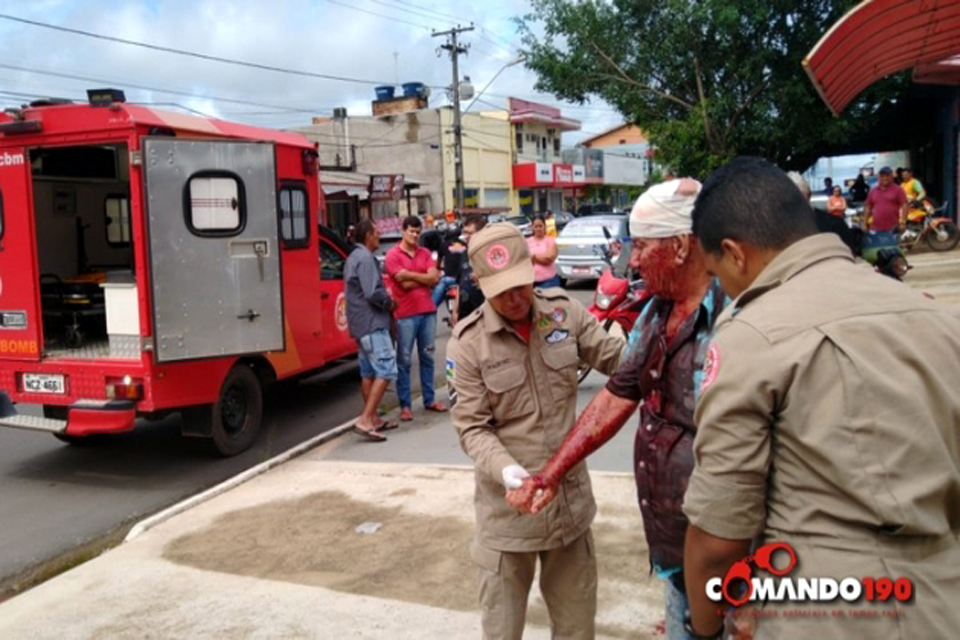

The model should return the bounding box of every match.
[0,283,599,595]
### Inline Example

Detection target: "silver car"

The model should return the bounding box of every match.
[555,215,629,282]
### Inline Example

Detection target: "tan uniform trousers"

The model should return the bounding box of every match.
[471,530,597,640]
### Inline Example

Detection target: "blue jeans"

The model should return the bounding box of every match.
[664,577,696,640]
[356,329,397,381]
[432,275,458,307]
[396,312,436,409]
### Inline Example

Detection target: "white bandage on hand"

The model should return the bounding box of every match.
[501,464,530,489]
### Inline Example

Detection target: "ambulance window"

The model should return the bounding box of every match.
[320,241,345,280]
[185,173,245,236]
[105,196,131,246]
[279,184,309,249]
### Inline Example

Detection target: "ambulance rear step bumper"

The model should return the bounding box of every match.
[0,396,136,435]
[0,413,67,433]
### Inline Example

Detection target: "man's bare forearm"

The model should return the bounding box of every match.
[684,525,752,637]
[536,389,637,488]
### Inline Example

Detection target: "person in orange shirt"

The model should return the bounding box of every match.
[827,185,847,218]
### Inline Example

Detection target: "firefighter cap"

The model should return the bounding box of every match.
[468,223,535,299]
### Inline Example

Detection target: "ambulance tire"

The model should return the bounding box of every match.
[209,364,263,457]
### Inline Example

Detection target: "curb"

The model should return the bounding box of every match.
[124,375,452,543]
[124,416,356,542]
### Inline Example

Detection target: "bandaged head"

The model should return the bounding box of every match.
[629,178,701,239]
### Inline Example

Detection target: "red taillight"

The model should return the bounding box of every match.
[105,376,143,400]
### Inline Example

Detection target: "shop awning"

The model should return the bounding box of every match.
[803,0,960,116]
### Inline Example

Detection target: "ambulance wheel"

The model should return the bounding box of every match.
[209,364,263,457]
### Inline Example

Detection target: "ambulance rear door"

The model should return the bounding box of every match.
[143,138,283,363]
[0,145,41,362]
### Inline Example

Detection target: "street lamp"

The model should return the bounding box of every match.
[464,55,527,114]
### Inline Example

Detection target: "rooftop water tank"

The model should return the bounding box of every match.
[375,85,395,101]
[402,82,425,97]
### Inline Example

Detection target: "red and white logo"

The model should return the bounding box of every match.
[334,292,348,332]
[486,244,510,270]
[700,343,720,394]
[707,542,914,606]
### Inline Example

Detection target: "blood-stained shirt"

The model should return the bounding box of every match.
[604,278,727,574]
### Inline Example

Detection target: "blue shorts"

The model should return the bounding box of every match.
[357,329,398,381]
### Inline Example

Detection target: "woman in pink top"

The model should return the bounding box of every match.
[527,215,561,288]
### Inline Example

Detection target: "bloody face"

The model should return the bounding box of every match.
[630,237,684,299]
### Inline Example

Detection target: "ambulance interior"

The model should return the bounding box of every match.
[31,143,136,358]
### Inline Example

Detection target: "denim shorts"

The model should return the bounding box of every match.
[357,329,398,381]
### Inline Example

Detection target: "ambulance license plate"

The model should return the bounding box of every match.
[23,373,65,395]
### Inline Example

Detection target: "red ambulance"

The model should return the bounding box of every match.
[0,89,358,455]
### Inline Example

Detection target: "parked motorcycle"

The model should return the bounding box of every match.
[442,284,459,328]
[901,199,959,252]
[577,231,651,384]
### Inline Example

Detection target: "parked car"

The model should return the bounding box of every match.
[505,215,533,237]
[555,215,629,283]
[553,211,575,231]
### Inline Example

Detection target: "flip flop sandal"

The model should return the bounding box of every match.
[425,402,448,412]
[399,408,414,421]
[352,426,387,442]
[375,420,399,431]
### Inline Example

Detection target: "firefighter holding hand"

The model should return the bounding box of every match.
[446,223,625,640]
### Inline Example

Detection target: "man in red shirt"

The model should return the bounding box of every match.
[864,166,907,233]
[385,216,447,421]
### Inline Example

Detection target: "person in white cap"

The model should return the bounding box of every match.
[447,223,625,640]
[510,179,729,640]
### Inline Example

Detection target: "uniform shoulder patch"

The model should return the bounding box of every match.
[452,306,484,339]
[534,288,569,301]
[700,343,721,394]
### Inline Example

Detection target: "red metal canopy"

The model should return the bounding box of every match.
[803,0,960,116]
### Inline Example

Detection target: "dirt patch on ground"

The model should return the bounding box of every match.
[164,490,663,638]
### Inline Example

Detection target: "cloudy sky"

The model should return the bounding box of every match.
[0,0,624,144]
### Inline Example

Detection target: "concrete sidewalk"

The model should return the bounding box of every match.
[0,410,664,639]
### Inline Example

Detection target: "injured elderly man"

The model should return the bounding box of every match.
[508,178,729,639]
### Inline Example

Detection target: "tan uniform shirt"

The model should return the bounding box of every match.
[684,234,960,638]
[447,288,625,552]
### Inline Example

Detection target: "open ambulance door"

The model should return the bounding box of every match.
[0,145,42,363]
[143,139,284,363]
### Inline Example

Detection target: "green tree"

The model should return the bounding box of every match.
[519,0,909,177]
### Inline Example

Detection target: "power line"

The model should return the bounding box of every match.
[378,0,519,54]
[325,0,434,30]
[0,63,329,114]
[363,0,448,28]
[0,12,393,87]
[380,0,462,24]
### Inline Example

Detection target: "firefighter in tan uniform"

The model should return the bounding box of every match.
[681,158,960,640]
[447,223,625,640]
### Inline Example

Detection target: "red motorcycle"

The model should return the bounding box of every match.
[578,245,651,384]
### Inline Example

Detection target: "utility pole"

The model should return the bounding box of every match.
[433,24,474,212]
